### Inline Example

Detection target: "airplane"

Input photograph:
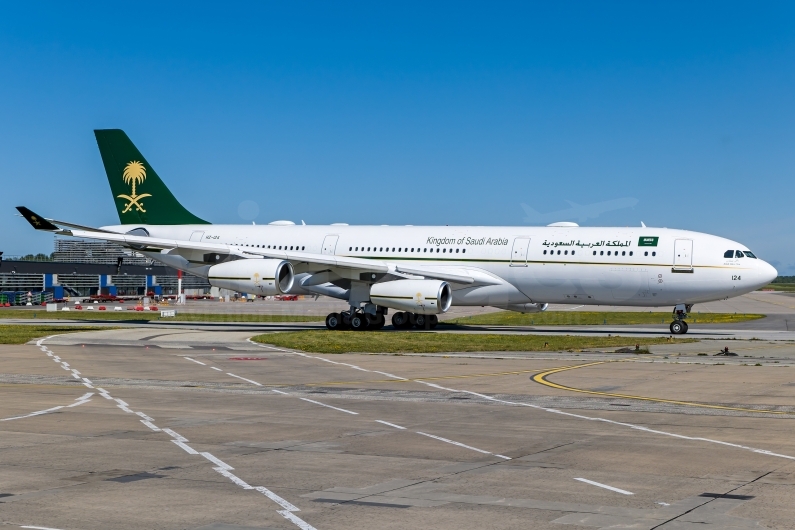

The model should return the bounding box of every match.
[17,129,777,334]
[521,198,639,224]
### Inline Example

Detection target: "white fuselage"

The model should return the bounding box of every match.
[102,223,777,309]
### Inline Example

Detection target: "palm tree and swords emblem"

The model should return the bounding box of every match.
[118,161,152,213]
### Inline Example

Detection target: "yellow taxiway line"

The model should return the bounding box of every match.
[303,368,545,386]
[532,360,795,416]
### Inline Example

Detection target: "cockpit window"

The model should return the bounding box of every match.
[735,250,744,258]
[724,250,734,258]
[743,250,757,259]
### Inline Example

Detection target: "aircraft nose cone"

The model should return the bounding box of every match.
[762,261,778,285]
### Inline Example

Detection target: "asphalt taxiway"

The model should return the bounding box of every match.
[2,327,795,529]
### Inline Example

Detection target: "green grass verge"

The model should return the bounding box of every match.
[0,325,110,344]
[760,283,795,292]
[0,310,323,323]
[251,330,695,354]
[444,311,765,326]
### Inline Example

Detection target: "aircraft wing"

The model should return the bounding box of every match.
[17,206,483,283]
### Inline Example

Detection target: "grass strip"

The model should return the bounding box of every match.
[0,325,111,344]
[251,330,695,354]
[445,311,764,326]
[760,283,795,292]
[0,310,323,323]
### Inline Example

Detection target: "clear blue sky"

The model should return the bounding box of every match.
[2,2,794,271]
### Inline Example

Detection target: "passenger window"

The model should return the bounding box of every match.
[572,251,575,255]
[456,249,459,253]
[652,252,656,256]
[557,250,561,255]
[629,251,633,256]
[600,251,604,255]
[564,250,568,255]
[462,249,466,253]
[744,251,757,258]
[644,251,648,256]
[423,248,427,253]
[544,250,547,255]
[735,250,744,258]
[349,247,352,251]
[607,251,611,256]
[411,248,414,252]
[302,246,305,250]
[724,250,734,258]
[622,251,625,256]
[593,251,596,255]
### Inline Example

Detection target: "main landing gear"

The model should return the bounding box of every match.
[669,303,693,335]
[325,309,386,331]
[391,311,438,330]
[325,307,438,331]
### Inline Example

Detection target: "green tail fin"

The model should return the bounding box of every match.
[94,129,209,225]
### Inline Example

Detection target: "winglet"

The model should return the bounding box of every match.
[16,207,60,231]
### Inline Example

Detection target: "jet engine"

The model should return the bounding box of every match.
[369,280,452,315]
[208,259,294,295]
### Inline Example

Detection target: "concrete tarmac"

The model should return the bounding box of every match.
[2,328,795,529]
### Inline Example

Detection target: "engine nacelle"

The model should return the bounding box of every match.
[369,280,452,315]
[208,259,294,295]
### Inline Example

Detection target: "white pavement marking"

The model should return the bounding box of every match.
[417,431,508,458]
[200,452,234,470]
[227,373,263,386]
[184,357,206,365]
[300,398,358,415]
[141,420,161,431]
[1,393,93,421]
[211,366,223,371]
[276,347,795,463]
[36,338,315,530]
[257,349,513,459]
[271,389,289,395]
[278,510,318,530]
[574,478,634,495]
[172,439,199,455]
[375,420,406,430]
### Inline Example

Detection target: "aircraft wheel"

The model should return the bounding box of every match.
[392,311,410,329]
[670,321,685,334]
[339,311,351,329]
[350,312,369,331]
[413,314,427,329]
[429,314,438,329]
[325,312,341,330]
[370,314,386,330]
[682,321,689,334]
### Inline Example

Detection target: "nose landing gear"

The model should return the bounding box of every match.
[669,303,693,335]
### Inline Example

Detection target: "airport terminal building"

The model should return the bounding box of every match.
[0,238,210,300]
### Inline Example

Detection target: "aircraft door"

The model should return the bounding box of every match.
[321,235,339,255]
[673,239,693,271]
[189,231,205,242]
[510,237,530,266]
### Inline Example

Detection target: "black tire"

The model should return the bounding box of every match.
[670,321,684,334]
[350,313,369,331]
[325,312,341,330]
[429,314,438,329]
[682,321,689,334]
[391,312,409,328]
[371,314,386,330]
[414,314,426,328]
